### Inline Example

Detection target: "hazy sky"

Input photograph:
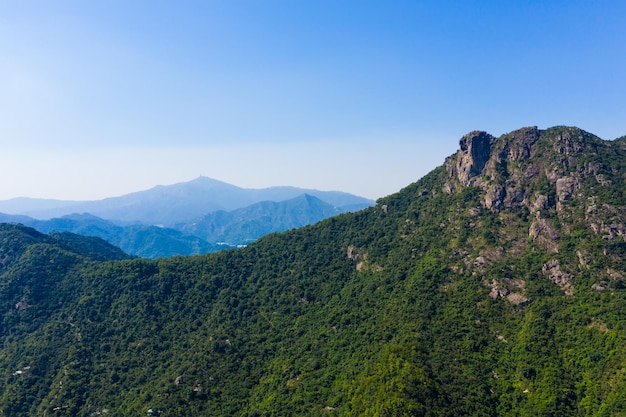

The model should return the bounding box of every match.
[1,1,624,201]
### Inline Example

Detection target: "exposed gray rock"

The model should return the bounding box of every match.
[503,183,526,208]
[445,131,495,187]
[531,194,550,212]
[487,278,530,306]
[585,202,626,241]
[542,259,574,296]
[556,177,576,202]
[553,129,585,155]
[346,245,360,261]
[489,279,509,299]
[442,126,624,254]
[457,131,495,185]
[507,293,532,306]
[529,214,560,253]
[506,126,540,161]
[468,207,481,217]
[576,250,590,268]
[444,127,548,212]
[484,184,505,210]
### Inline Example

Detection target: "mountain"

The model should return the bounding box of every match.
[0,194,358,258]
[0,176,374,225]
[114,224,221,259]
[180,193,350,245]
[0,223,130,267]
[0,197,79,215]
[0,126,625,416]
[0,213,221,259]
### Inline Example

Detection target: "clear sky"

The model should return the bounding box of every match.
[1,1,625,201]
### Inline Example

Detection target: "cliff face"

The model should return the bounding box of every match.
[1,126,625,416]
[446,130,496,187]
[443,126,620,215]
[444,127,538,208]
[440,126,625,297]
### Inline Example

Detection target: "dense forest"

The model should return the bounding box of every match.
[0,126,625,416]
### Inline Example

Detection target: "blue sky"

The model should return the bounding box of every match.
[1,1,624,200]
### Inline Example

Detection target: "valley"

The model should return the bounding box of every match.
[0,126,624,416]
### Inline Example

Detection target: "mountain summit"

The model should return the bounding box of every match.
[441,126,624,252]
[0,126,624,415]
[443,126,618,209]
[0,176,374,225]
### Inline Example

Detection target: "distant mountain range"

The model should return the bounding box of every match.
[0,212,221,259]
[1,127,625,415]
[0,176,373,225]
[180,193,349,245]
[0,178,374,258]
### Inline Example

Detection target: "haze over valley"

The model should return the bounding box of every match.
[0,177,373,258]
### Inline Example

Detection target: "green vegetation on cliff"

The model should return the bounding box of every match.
[0,126,624,416]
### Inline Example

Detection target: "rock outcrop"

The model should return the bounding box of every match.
[487,278,531,306]
[542,259,574,296]
[441,125,625,298]
[453,131,495,186]
[443,126,603,213]
[443,127,542,207]
[529,214,560,253]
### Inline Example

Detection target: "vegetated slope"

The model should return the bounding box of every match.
[0,213,221,259]
[0,223,130,265]
[0,126,625,416]
[180,193,348,245]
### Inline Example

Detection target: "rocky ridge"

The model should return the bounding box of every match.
[441,126,625,299]
[0,126,625,415]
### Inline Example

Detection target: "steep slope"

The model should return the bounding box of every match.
[0,224,130,337]
[0,126,624,416]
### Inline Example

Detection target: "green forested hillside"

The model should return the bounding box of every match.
[180,193,349,245]
[0,213,226,259]
[0,126,625,416]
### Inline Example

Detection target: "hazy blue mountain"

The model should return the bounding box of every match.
[0,197,79,215]
[24,213,124,242]
[180,193,347,245]
[245,186,374,209]
[0,194,362,258]
[2,176,374,225]
[115,224,222,259]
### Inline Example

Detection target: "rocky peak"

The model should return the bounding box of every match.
[443,126,607,211]
[502,126,541,161]
[436,125,624,301]
[444,127,541,193]
[445,131,495,188]
[551,126,587,155]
